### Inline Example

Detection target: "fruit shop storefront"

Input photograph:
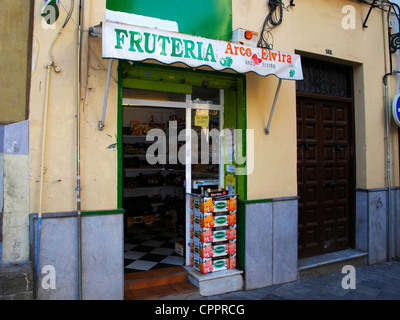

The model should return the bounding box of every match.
[101,18,303,297]
[30,1,302,300]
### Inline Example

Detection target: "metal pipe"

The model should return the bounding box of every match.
[36,62,52,297]
[383,74,393,261]
[389,0,400,262]
[382,3,400,261]
[383,68,400,262]
[36,0,74,296]
[77,0,83,300]
[265,78,282,135]
[99,58,114,131]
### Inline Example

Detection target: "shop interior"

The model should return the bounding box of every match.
[122,87,222,274]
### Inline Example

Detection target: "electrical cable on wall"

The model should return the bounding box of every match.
[257,0,284,50]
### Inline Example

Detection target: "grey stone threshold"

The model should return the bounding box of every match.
[298,249,368,279]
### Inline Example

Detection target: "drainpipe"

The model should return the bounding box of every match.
[77,0,83,300]
[36,61,52,295]
[36,0,75,296]
[382,1,400,262]
[388,0,400,264]
[383,3,396,263]
[383,3,393,262]
[383,72,395,262]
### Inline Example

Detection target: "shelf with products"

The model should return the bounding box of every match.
[122,106,186,230]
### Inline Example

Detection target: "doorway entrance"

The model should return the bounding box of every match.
[296,57,355,259]
[121,88,224,274]
[118,62,247,277]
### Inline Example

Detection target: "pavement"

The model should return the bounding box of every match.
[199,260,400,300]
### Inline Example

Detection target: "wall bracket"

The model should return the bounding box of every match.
[265,78,282,135]
[362,0,378,29]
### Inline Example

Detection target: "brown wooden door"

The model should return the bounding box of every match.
[297,96,354,259]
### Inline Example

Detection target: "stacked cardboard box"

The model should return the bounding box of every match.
[189,194,237,274]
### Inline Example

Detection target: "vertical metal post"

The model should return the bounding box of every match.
[77,0,83,300]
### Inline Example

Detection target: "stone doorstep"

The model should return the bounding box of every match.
[0,261,34,299]
[298,249,368,279]
[185,266,244,296]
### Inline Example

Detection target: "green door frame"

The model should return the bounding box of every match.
[117,61,247,269]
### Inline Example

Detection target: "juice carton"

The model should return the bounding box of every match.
[193,211,214,228]
[213,199,228,212]
[200,198,214,213]
[190,211,194,225]
[212,257,229,272]
[192,254,229,273]
[189,252,194,267]
[227,239,237,255]
[227,197,237,211]
[193,225,214,243]
[193,240,213,258]
[226,224,237,240]
[213,195,237,212]
[189,238,194,253]
[212,243,228,257]
[192,240,235,258]
[193,255,213,273]
[212,214,229,227]
[191,195,214,213]
[212,229,228,242]
[192,225,229,243]
[229,254,237,269]
[227,211,237,226]
[192,211,229,228]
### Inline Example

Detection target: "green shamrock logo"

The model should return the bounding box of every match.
[220,57,233,68]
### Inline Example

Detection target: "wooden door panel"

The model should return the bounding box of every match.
[297,97,353,258]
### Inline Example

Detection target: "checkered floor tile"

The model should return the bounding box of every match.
[124,224,185,273]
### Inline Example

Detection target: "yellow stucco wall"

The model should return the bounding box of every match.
[29,0,118,214]
[28,0,400,215]
[233,0,399,199]
[0,0,32,123]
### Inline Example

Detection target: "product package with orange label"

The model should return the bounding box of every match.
[189,194,238,274]
[190,239,237,258]
[191,224,237,243]
[190,195,237,213]
[190,194,237,228]
[190,253,237,274]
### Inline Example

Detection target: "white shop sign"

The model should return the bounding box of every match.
[102,21,303,80]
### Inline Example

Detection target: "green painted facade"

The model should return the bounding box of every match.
[106,0,232,41]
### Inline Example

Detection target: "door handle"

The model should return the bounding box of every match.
[324,182,337,187]
[335,142,341,151]
[303,140,309,150]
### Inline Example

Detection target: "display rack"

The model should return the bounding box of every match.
[189,193,237,274]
